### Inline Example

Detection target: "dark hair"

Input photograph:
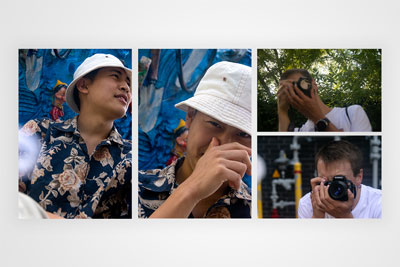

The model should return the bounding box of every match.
[315,140,363,176]
[73,69,100,112]
[280,69,313,81]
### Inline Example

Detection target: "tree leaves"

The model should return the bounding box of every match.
[258,49,381,131]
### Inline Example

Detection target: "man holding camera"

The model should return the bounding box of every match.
[277,69,372,132]
[298,140,381,218]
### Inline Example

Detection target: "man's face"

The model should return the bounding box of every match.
[184,110,251,172]
[316,159,363,187]
[82,67,131,119]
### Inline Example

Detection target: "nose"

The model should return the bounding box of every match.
[215,131,235,145]
[119,80,130,93]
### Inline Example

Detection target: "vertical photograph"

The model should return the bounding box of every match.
[138,49,252,218]
[257,136,381,218]
[18,49,132,219]
[257,49,381,132]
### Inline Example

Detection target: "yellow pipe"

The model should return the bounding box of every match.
[257,182,263,218]
[294,162,302,218]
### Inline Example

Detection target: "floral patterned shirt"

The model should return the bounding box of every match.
[138,158,251,218]
[19,116,132,219]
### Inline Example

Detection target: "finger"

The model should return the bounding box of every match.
[319,181,326,200]
[215,142,252,156]
[322,185,336,210]
[314,186,328,210]
[217,150,252,175]
[223,168,243,190]
[310,177,323,191]
[310,82,316,99]
[277,87,287,98]
[278,84,286,93]
[347,189,355,202]
[287,85,303,105]
[221,158,248,178]
[205,137,220,152]
[312,79,318,92]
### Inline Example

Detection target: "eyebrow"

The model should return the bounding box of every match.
[110,69,131,84]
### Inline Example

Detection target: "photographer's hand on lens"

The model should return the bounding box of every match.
[312,178,355,218]
[286,80,325,123]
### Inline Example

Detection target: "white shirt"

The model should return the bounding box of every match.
[295,105,372,132]
[298,184,382,218]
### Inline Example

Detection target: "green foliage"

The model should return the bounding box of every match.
[257,49,381,131]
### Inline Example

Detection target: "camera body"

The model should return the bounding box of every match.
[293,77,312,97]
[324,175,357,201]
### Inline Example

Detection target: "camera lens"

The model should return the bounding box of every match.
[328,182,347,200]
[299,79,310,90]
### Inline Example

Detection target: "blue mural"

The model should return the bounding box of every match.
[18,49,132,139]
[138,49,252,186]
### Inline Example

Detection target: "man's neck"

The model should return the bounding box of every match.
[77,111,114,155]
[353,185,362,210]
[175,158,192,185]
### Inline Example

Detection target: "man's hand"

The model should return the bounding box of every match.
[286,80,325,123]
[150,137,251,218]
[312,178,355,218]
[277,81,291,112]
[182,137,252,203]
[277,81,291,131]
[310,177,326,218]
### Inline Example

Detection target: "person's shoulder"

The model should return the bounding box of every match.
[363,184,382,198]
[347,104,366,113]
[20,118,54,136]
[299,192,311,203]
[298,192,312,218]
[361,185,381,218]
[139,161,178,191]
[346,105,372,131]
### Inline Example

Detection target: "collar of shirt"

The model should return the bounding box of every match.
[53,116,124,146]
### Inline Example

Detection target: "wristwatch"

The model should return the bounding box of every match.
[315,118,330,131]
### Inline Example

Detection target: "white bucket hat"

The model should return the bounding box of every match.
[66,53,132,113]
[175,61,252,135]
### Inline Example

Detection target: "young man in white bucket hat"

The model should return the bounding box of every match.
[19,53,132,219]
[138,61,252,218]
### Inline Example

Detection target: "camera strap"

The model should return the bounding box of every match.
[345,106,351,126]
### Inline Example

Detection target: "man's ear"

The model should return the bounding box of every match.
[355,169,363,186]
[76,78,89,95]
[185,107,196,129]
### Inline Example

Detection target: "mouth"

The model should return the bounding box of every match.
[115,94,128,106]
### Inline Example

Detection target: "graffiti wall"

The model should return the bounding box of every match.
[18,49,132,139]
[138,49,252,172]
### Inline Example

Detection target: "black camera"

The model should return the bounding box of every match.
[293,77,312,97]
[324,175,357,201]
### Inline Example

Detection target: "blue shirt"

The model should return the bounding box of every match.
[19,116,132,219]
[138,158,251,218]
